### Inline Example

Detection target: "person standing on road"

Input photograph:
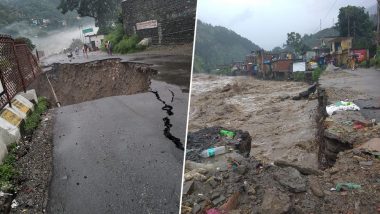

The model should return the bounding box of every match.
[107,41,113,56]
[83,44,89,59]
[350,55,357,71]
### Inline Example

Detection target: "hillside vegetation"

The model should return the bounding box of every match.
[302,27,340,48]
[194,20,261,73]
[0,0,91,36]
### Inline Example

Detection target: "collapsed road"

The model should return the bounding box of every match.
[11,50,190,213]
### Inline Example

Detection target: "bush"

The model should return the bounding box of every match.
[114,35,143,54]
[106,25,124,46]
[293,71,305,81]
[0,143,18,191]
[0,97,48,190]
[23,97,48,135]
[312,67,323,82]
[359,61,367,68]
[102,24,144,54]
[370,57,380,68]
[14,37,35,50]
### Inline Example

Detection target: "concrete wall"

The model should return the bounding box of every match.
[86,35,105,49]
[121,0,197,45]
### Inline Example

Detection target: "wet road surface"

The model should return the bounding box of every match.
[47,80,187,213]
[320,68,380,98]
[320,68,380,122]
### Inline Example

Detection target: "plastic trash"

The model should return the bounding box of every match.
[326,101,360,116]
[11,199,18,208]
[335,183,361,191]
[220,129,236,138]
[200,146,227,158]
[0,191,12,197]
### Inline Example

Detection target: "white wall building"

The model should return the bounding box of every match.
[85,34,105,50]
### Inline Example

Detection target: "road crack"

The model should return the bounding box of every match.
[150,90,184,150]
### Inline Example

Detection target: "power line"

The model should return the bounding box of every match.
[323,0,339,21]
[313,0,339,33]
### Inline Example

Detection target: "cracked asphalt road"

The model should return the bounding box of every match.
[44,50,191,213]
[47,80,187,213]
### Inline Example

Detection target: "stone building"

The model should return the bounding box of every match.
[121,0,197,45]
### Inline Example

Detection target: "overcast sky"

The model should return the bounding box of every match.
[197,0,376,50]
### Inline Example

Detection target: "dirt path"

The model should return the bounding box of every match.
[189,74,319,170]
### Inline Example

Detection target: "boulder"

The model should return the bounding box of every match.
[261,188,291,214]
[138,38,152,47]
[273,167,307,193]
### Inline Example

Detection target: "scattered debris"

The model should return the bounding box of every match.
[335,183,361,192]
[0,192,12,197]
[11,200,18,209]
[185,71,380,213]
[326,101,360,116]
[292,82,317,100]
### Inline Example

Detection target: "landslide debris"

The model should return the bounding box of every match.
[182,126,380,214]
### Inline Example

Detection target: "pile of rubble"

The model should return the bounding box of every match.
[182,126,380,213]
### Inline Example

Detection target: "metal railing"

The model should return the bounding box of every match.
[0,35,41,109]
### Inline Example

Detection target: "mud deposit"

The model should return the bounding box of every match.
[29,59,156,106]
[189,74,319,169]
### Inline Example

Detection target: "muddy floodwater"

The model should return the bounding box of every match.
[189,74,319,170]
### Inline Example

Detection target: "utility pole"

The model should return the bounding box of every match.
[377,0,380,48]
[320,19,322,31]
[347,15,350,37]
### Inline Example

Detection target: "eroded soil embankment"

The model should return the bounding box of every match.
[316,87,355,168]
[28,59,156,106]
[316,85,380,167]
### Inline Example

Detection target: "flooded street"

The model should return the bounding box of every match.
[189,74,319,170]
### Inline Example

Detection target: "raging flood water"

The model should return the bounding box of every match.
[189,74,319,170]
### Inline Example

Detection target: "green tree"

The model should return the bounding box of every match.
[336,5,373,48]
[272,46,283,53]
[0,3,17,29]
[58,0,121,30]
[284,32,309,54]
